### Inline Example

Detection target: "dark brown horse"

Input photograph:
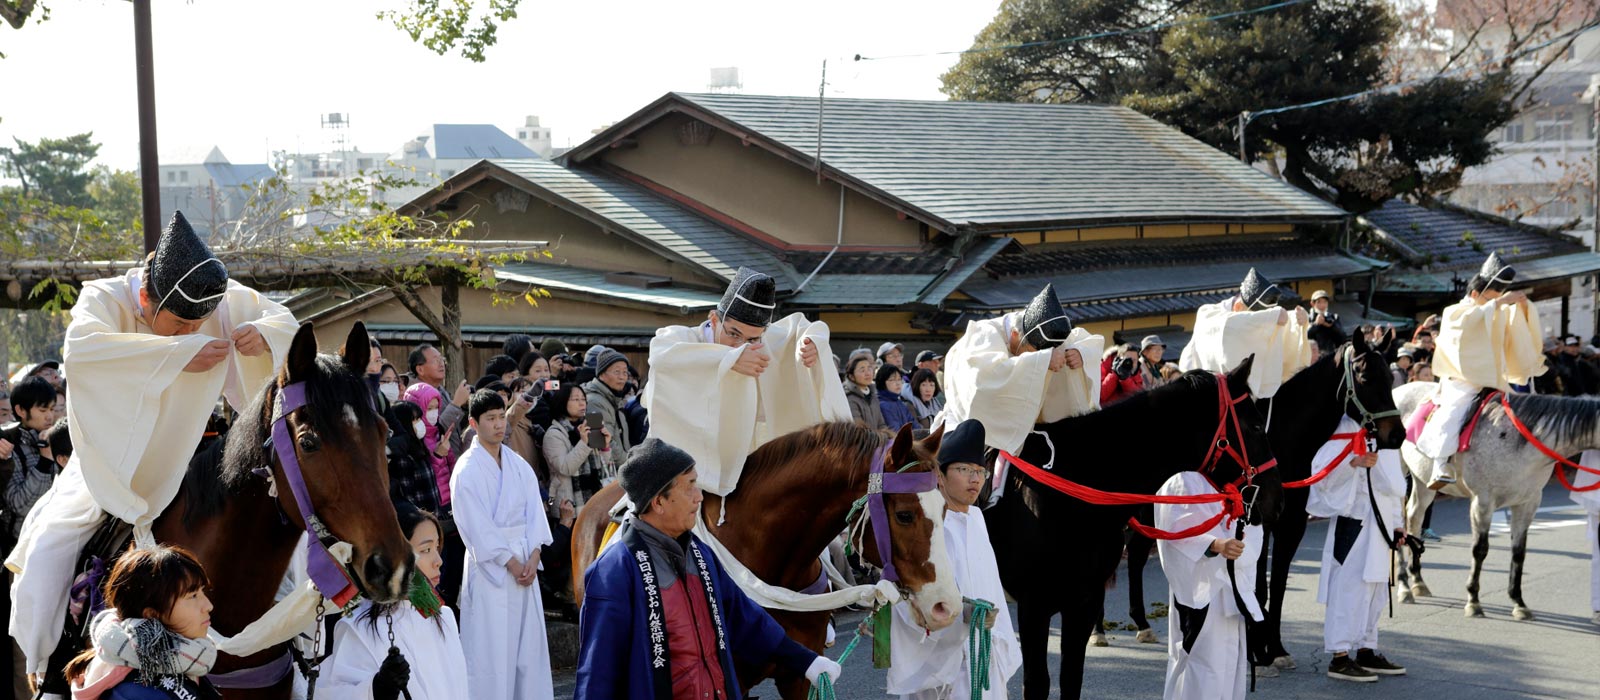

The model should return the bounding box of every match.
[572,421,961,699]
[42,321,414,700]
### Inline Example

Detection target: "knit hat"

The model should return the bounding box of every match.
[717,267,778,327]
[595,349,630,375]
[584,345,610,368]
[540,339,569,359]
[620,438,697,509]
[149,211,228,320]
[938,420,987,469]
[1019,284,1073,350]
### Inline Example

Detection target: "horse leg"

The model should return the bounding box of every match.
[1088,581,1109,647]
[1016,598,1054,700]
[1058,592,1098,700]
[1506,502,1538,621]
[1464,499,1493,618]
[1265,510,1307,667]
[1405,479,1438,599]
[1126,526,1157,643]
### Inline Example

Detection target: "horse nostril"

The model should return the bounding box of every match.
[365,553,393,588]
[932,601,953,621]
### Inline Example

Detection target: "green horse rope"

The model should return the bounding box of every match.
[807,598,998,700]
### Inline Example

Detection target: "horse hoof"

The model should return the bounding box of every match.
[1465,603,1483,618]
[1254,664,1281,678]
[1135,628,1159,644]
[1272,655,1297,670]
[1412,583,1432,598]
[1088,632,1109,647]
[1512,606,1534,621]
[1591,611,1600,627]
[1398,588,1415,604]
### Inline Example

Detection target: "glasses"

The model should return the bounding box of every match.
[949,465,990,480]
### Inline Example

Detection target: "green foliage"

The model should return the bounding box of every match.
[940,0,1527,213]
[378,0,521,63]
[0,0,49,58]
[85,165,142,236]
[0,133,100,207]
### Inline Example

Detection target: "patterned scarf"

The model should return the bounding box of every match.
[90,610,218,684]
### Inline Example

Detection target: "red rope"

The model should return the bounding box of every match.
[1497,395,1600,492]
[1280,430,1367,489]
[998,451,1243,540]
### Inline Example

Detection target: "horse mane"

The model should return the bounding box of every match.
[730,421,888,499]
[1500,392,1600,448]
[182,353,383,525]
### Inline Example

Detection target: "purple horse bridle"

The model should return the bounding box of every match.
[269,381,357,606]
[861,443,939,583]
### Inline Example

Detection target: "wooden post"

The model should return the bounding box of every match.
[441,276,464,388]
[133,0,161,253]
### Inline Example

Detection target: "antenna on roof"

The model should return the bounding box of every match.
[814,59,826,184]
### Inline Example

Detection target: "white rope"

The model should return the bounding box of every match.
[693,515,901,612]
[207,542,352,657]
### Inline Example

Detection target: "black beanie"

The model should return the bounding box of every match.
[620,438,696,509]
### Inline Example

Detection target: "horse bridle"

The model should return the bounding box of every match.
[265,381,360,605]
[1338,344,1402,447]
[845,442,938,587]
[1199,372,1277,518]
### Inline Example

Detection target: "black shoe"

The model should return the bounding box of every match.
[1356,649,1406,675]
[1327,655,1377,683]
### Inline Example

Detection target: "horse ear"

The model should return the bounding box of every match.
[1351,330,1369,355]
[1228,354,1256,393]
[341,322,372,374]
[889,421,916,468]
[284,322,319,382]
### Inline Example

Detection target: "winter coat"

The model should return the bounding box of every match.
[542,418,614,508]
[843,381,887,433]
[877,389,918,434]
[583,378,635,462]
[1099,355,1145,406]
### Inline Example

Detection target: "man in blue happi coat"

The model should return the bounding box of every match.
[576,438,842,699]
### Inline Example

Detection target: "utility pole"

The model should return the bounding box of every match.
[1238,111,1251,162]
[1585,74,1600,336]
[134,0,161,253]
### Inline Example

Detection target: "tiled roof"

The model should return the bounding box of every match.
[1361,199,1586,271]
[1382,251,1600,294]
[789,251,951,275]
[612,93,1349,231]
[1063,292,1233,324]
[494,262,722,314]
[485,159,797,289]
[789,274,941,307]
[429,125,537,159]
[983,235,1314,277]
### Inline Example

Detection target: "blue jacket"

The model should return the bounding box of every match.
[576,523,815,700]
[878,389,918,433]
[108,676,218,700]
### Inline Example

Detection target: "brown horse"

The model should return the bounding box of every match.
[39,321,412,700]
[572,421,961,699]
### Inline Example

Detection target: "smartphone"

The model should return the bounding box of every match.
[585,409,606,449]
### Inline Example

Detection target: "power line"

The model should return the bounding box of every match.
[853,0,1314,62]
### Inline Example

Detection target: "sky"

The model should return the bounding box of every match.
[0,0,1003,172]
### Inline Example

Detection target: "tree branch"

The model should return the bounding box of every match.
[391,285,448,340]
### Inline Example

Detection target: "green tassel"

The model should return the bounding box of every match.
[408,570,443,619]
[871,605,893,669]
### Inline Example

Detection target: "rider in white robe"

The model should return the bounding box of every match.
[641,267,850,498]
[1307,418,1408,678]
[450,393,555,700]
[6,212,296,677]
[1413,253,1544,488]
[1180,268,1312,401]
[324,601,469,700]
[1155,471,1263,700]
[1575,451,1600,623]
[887,421,1021,700]
[939,284,1103,455]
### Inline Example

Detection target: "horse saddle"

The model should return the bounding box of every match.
[1405,387,1499,453]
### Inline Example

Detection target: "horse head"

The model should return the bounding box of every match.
[268,321,412,603]
[1342,333,1406,449]
[1207,355,1283,528]
[854,422,961,632]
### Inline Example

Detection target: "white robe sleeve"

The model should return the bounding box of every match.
[512,451,554,564]
[1306,418,1361,519]
[1154,473,1221,565]
[942,317,1081,454]
[449,447,515,585]
[1038,327,1105,424]
[216,280,298,409]
[324,614,382,700]
[1370,450,1407,530]
[1180,302,1311,399]
[641,324,758,497]
[755,314,854,436]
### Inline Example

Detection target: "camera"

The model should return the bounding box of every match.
[1112,355,1137,379]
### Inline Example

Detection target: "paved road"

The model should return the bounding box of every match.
[555,481,1597,699]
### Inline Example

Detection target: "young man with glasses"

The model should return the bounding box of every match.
[887,420,1020,699]
[1180,268,1314,401]
[5,211,297,689]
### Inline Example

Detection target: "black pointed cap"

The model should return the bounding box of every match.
[717,266,777,327]
[1020,284,1073,350]
[937,419,988,469]
[1239,267,1282,310]
[1478,251,1515,291]
[149,211,227,320]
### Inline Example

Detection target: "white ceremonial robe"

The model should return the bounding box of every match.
[939,312,1104,454]
[1415,297,1544,476]
[450,438,555,700]
[1306,418,1405,653]
[1155,472,1263,700]
[641,313,851,497]
[1179,298,1312,400]
[324,601,469,700]
[6,268,295,674]
[1574,451,1600,612]
[887,507,1021,700]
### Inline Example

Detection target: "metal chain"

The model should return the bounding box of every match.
[304,600,326,700]
[385,610,415,700]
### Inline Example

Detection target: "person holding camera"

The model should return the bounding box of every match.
[1101,344,1145,406]
[1307,290,1347,358]
[542,382,615,508]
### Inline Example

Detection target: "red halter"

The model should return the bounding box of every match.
[1198,372,1277,491]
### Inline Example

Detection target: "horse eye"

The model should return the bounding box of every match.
[299,433,321,452]
[894,510,915,526]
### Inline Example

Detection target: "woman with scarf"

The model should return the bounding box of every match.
[906,368,944,429]
[325,500,468,700]
[66,546,219,700]
[541,383,614,507]
[875,364,917,434]
[402,381,464,606]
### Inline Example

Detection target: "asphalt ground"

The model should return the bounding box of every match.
[555,481,1598,699]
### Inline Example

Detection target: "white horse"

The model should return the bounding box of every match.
[1393,383,1600,620]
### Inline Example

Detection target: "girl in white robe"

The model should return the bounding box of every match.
[325,503,468,700]
[1575,451,1600,624]
[1154,472,1263,700]
[450,421,554,700]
